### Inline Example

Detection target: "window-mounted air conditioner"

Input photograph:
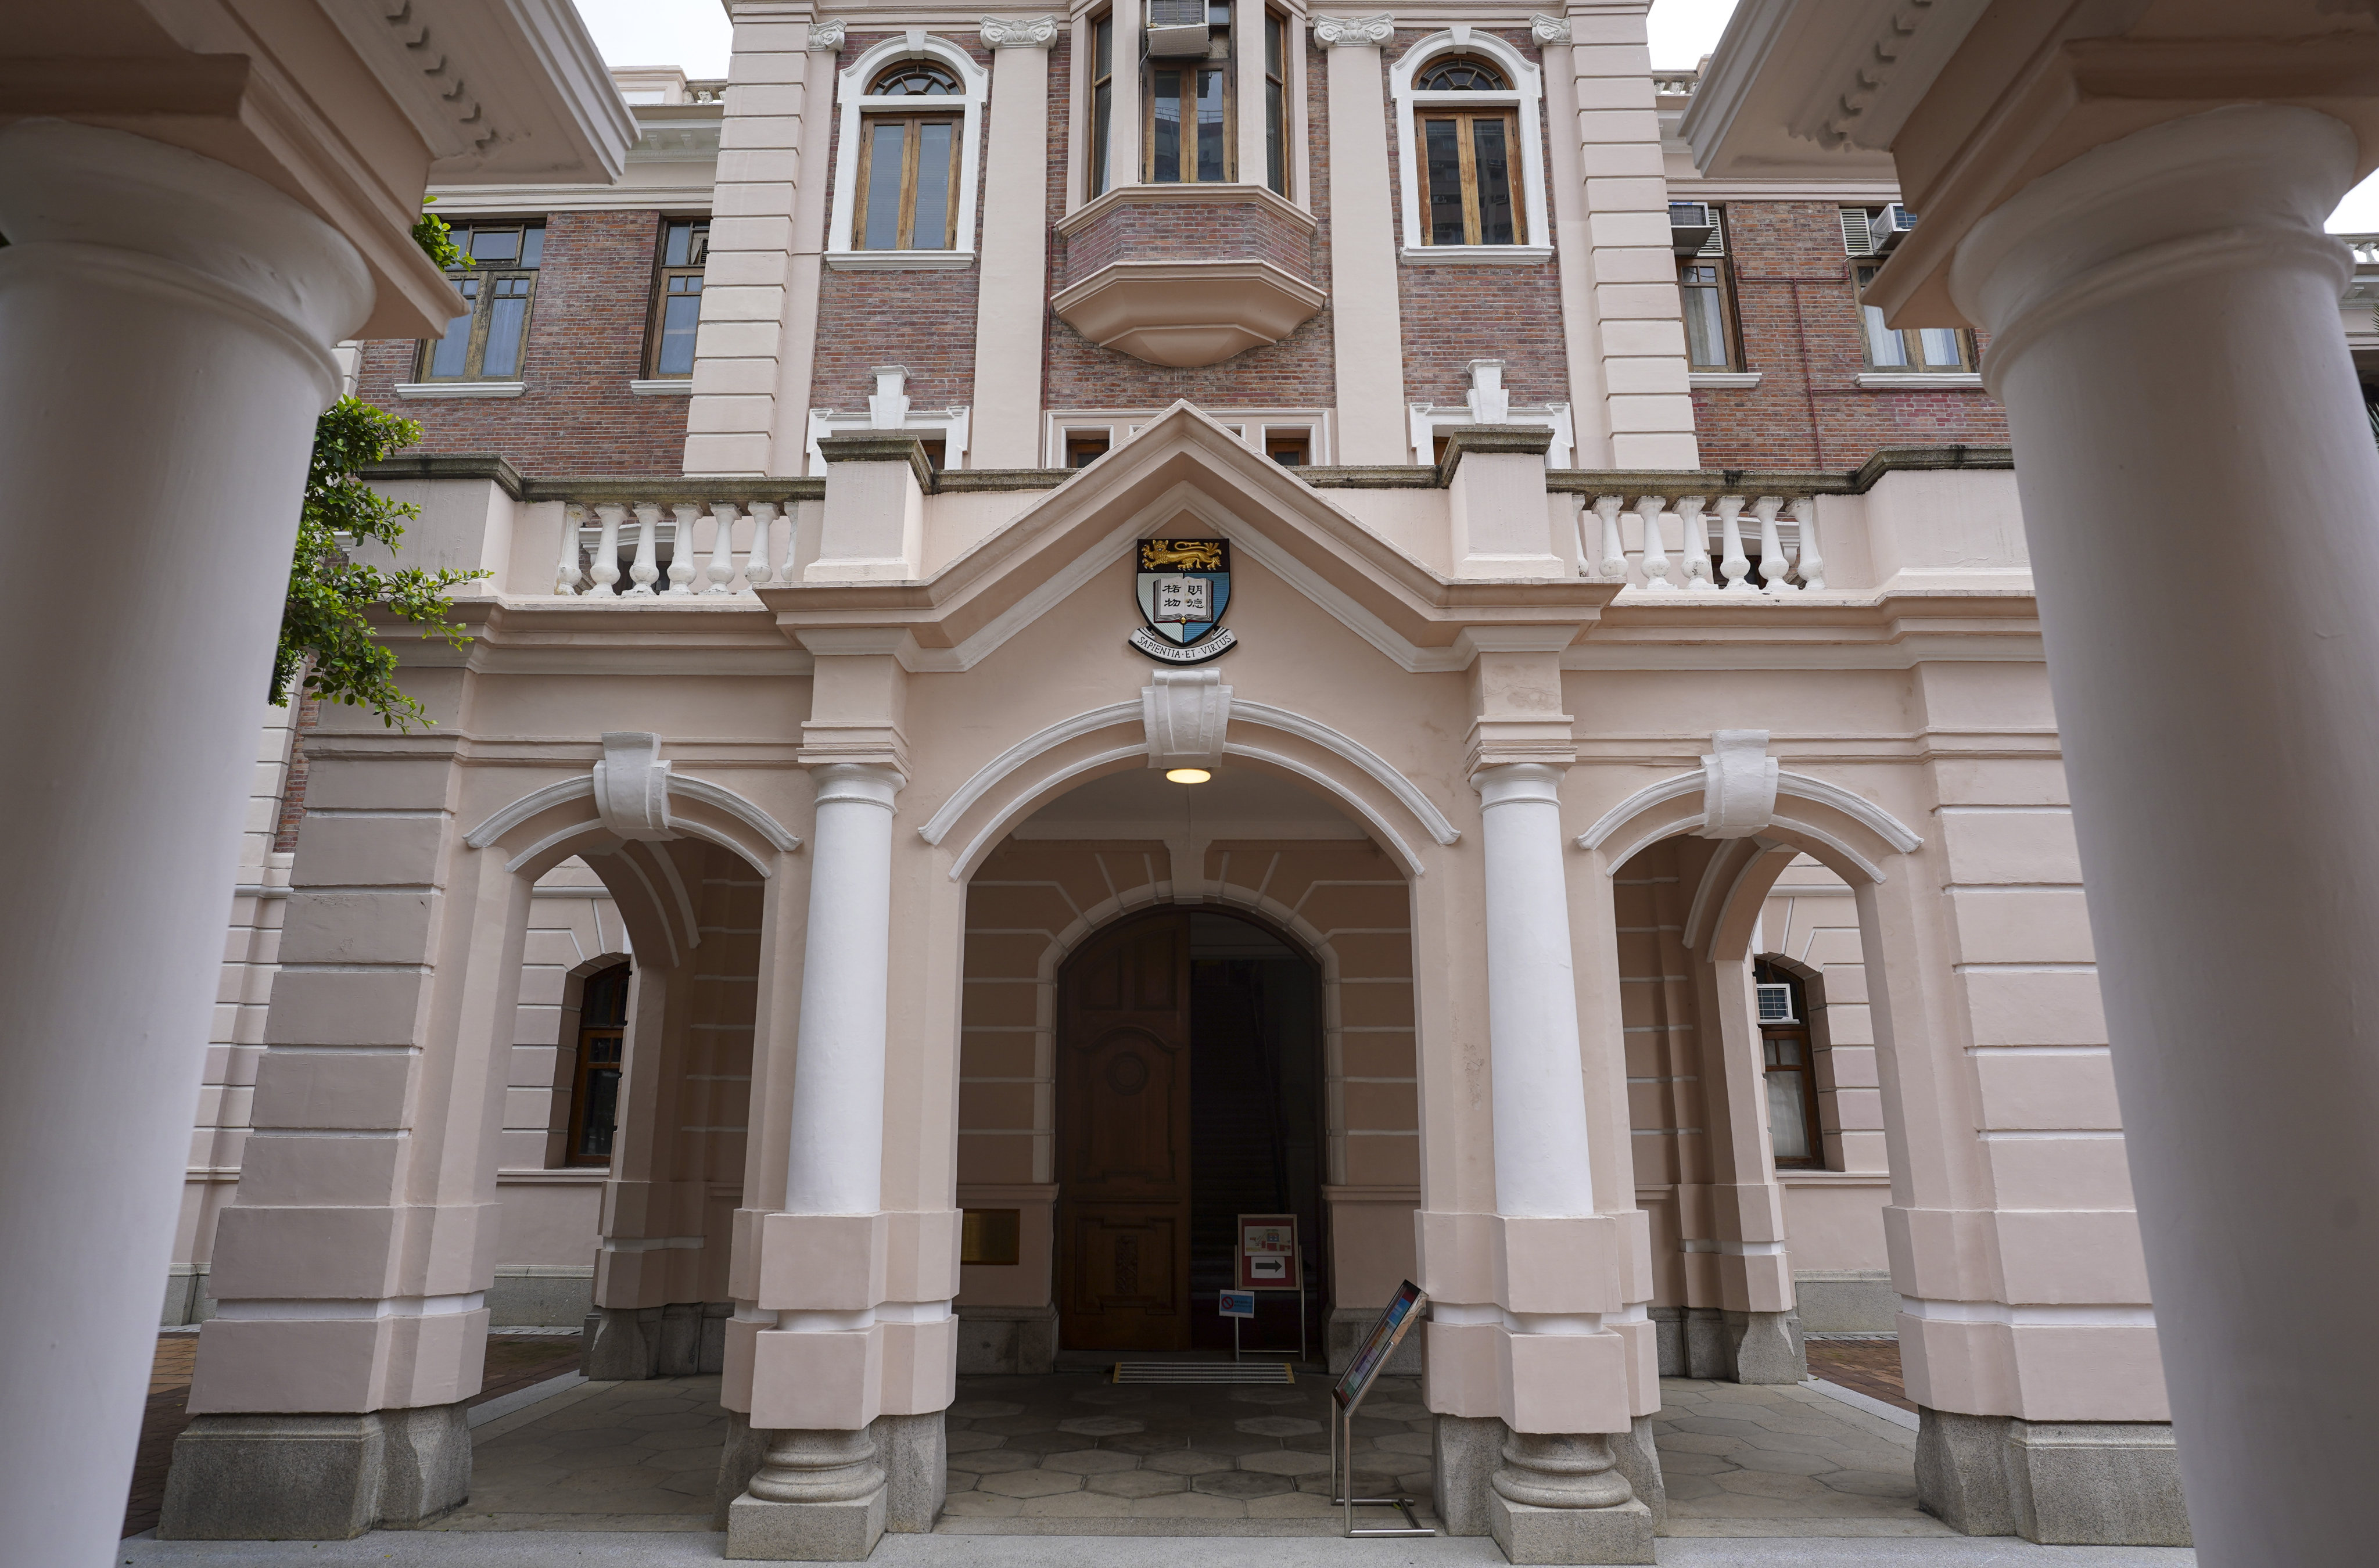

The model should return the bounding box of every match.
[1668,200,1717,256]
[1756,982,1797,1024]
[1870,203,1917,254]
[1146,0,1211,58]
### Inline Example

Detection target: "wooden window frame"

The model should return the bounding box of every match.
[418,221,544,381]
[1854,260,1974,371]
[1415,106,1524,247]
[644,218,710,378]
[564,964,631,1169]
[1754,962,1824,1169]
[1678,242,1742,374]
[1262,10,1286,197]
[853,113,964,252]
[1089,11,1115,199]
[1145,61,1236,184]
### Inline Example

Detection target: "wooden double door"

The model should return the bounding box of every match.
[1057,914,1194,1350]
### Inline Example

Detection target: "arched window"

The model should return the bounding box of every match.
[828,37,989,268]
[870,60,961,95]
[1414,55,1505,91]
[565,963,630,1167]
[1389,31,1551,260]
[1755,960,1822,1168]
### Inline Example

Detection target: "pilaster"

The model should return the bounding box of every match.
[1314,15,1410,463]
[968,18,1060,466]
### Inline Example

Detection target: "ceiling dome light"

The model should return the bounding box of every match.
[1165,767,1212,784]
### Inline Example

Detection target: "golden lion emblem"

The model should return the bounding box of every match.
[1140,539,1225,572]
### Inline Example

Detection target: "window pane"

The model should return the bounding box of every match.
[1423,119,1465,245]
[1196,67,1227,182]
[1766,1071,1813,1162]
[577,1067,620,1159]
[519,224,544,268]
[1266,79,1284,195]
[427,278,476,377]
[1918,326,1964,369]
[665,222,691,267]
[912,121,955,249]
[864,121,907,248]
[1863,303,1908,366]
[1472,116,1516,245]
[472,227,520,264]
[1151,69,1183,182]
[482,277,530,377]
[656,284,701,376]
[1683,285,1727,369]
[1092,81,1113,196]
[1095,14,1112,77]
[1265,12,1282,74]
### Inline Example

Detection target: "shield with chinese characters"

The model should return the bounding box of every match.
[1133,537,1232,654]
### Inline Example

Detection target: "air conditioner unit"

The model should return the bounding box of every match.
[1870,203,1917,253]
[1146,0,1211,57]
[1756,983,1796,1024]
[1668,201,1717,256]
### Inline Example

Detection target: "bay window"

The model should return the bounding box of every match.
[420,221,543,381]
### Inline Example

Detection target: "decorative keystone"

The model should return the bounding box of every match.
[1701,729,1778,838]
[593,732,673,840]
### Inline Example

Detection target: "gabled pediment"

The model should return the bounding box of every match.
[767,401,1612,672]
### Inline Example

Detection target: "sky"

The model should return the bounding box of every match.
[570,0,2379,232]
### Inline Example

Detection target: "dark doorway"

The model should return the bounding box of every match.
[1056,909,1325,1355]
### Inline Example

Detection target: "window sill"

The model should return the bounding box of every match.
[394,381,526,399]
[1856,371,1984,389]
[825,249,976,271]
[1399,244,1555,267]
[629,379,695,396]
[1690,371,1762,389]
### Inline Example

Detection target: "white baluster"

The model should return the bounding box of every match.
[1716,496,1753,592]
[1790,496,1825,591]
[1677,497,1712,590]
[588,504,626,597]
[705,501,741,593]
[666,504,704,594]
[1593,495,1628,582]
[627,503,661,596]
[1754,496,1795,594]
[555,504,584,595]
[1634,495,1674,591]
[744,501,780,592]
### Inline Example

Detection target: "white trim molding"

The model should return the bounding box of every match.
[824,30,989,272]
[1389,27,1552,263]
[806,366,970,473]
[1408,358,1573,464]
[393,380,526,399]
[1690,371,1763,389]
[1856,370,1985,390]
[628,378,694,396]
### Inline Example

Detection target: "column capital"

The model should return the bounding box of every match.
[1528,15,1571,45]
[808,762,905,808]
[1312,13,1394,48]
[979,15,1060,50]
[1474,761,1568,808]
[808,19,846,51]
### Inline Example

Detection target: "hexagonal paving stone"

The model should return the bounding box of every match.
[1653,1449,1736,1476]
[1193,1469,1293,1499]
[941,1491,1024,1518]
[1661,1474,1723,1501]
[1371,1431,1434,1456]
[1666,1416,1768,1439]
[1000,1430,1105,1455]
[946,1449,1043,1475]
[1058,1416,1146,1437]
[977,1469,1087,1498]
[943,1467,979,1494]
[948,1400,1026,1420]
[1657,1430,1751,1458]
[1227,1387,1305,1405]
[1238,1449,1332,1477]
[1163,1429,1280,1456]
[632,1426,724,1451]
[1088,1469,1189,1498]
[1042,1448,1140,1475]
[1732,1449,1841,1476]
[1143,1449,1236,1477]
[1817,1470,1920,1498]
[946,1429,1007,1454]
[639,1447,721,1473]
[972,1413,1063,1436]
[1101,1433,1193,1456]
[1234,1415,1322,1437]
[1071,1387,1155,1405]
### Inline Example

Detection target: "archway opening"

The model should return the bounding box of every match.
[1054,905,1325,1356]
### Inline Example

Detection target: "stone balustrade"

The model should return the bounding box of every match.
[549,484,808,598]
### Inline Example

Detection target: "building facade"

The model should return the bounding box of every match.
[157,3,2190,1559]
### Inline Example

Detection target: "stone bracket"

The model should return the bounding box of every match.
[1144,668,1233,770]
[1699,728,1778,838]
[593,731,672,839]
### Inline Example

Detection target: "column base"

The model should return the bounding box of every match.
[713,1409,770,1530]
[1487,1495,1656,1565]
[1722,1309,1805,1384]
[726,1487,887,1561]
[584,1300,732,1379]
[1917,1408,2190,1545]
[1433,1413,1505,1535]
[1609,1416,1667,1533]
[156,1406,468,1540]
[1649,1307,1685,1377]
[955,1305,1057,1374]
[874,1411,947,1532]
[1684,1307,1727,1379]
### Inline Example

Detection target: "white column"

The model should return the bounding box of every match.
[785,764,903,1215]
[0,120,369,1567]
[1110,0,1142,190]
[1315,15,1408,464]
[968,19,1059,467]
[1234,0,1268,188]
[1950,103,2379,1564]
[1476,763,1594,1218]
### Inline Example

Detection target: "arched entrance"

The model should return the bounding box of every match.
[1054,908,1325,1354]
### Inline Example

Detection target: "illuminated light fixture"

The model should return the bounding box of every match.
[1165,768,1212,784]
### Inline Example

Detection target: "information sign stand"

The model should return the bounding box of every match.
[1327,1279,1433,1538]
[1233,1214,1306,1363]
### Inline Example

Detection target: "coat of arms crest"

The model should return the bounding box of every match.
[1129,537,1235,664]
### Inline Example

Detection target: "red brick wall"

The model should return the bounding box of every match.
[1039,34,1336,412]
[1061,193,1316,285]
[354,210,688,473]
[807,34,995,414]
[1387,30,1570,412]
[1694,200,2010,470]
